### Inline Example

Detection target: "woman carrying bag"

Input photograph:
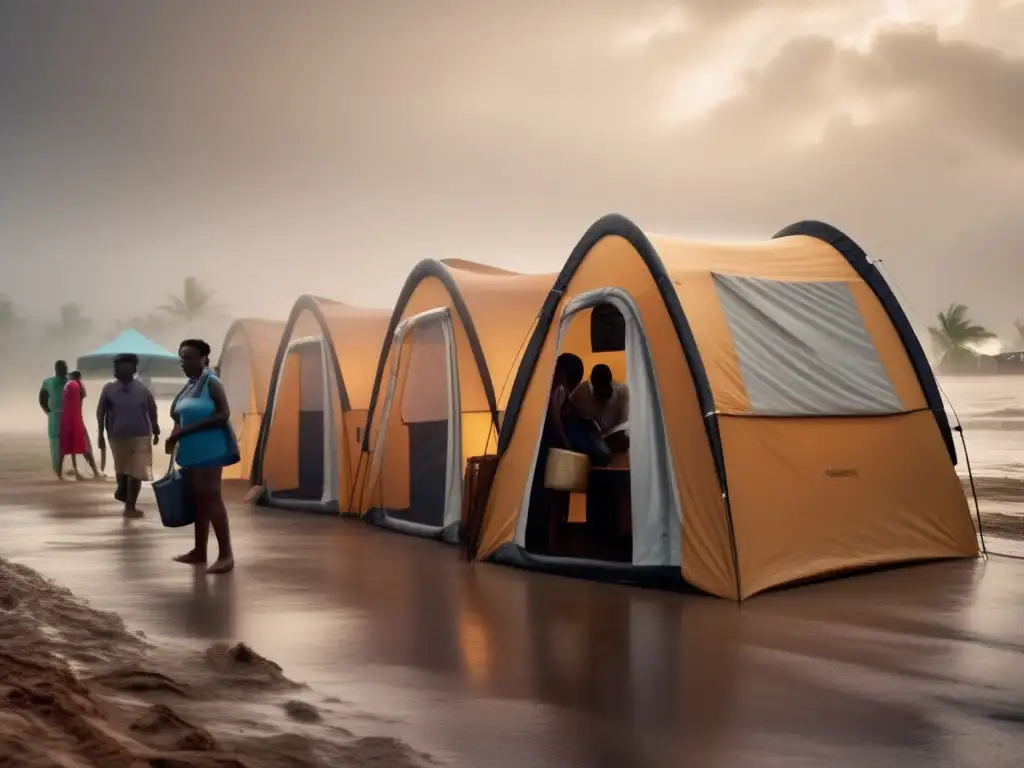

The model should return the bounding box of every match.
[165,338,240,575]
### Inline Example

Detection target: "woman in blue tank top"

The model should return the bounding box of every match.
[166,338,239,575]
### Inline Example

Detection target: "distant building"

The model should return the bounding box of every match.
[935,348,1024,375]
[935,349,997,375]
[992,350,1024,374]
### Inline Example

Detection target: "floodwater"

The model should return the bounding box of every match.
[1,374,1022,766]
[2,461,1024,767]
[940,376,1024,484]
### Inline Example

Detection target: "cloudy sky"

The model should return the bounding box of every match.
[1,0,1022,339]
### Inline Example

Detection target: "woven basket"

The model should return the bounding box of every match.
[544,448,590,493]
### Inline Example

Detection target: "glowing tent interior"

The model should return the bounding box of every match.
[216,318,286,480]
[356,259,555,541]
[250,296,391,512]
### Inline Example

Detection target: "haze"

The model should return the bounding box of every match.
[2,0,1023,337]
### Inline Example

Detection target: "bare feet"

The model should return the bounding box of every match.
[173,550,206,565]
[122,507,144,519]
[206,557,235,575]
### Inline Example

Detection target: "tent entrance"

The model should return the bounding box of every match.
[265,335,340,510]
[297,340,325,497]
[512,288,682,570]
[364,308,463,541]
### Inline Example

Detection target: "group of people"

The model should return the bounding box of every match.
[38,339,239,575]
[39,361,103,481]
[527,352,630,554]
[549,354,630,464]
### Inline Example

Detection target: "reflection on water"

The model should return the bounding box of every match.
[0,412,1023,765]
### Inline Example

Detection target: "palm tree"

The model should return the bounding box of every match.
[928,303,995,367]
[0,294,19,338]
[112,312,171,343]
[46,302,92,341]
[159,276,221,323]
[1013,317,1024,349]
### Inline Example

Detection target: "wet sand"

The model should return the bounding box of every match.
[0,556,429,767]
[0,436,433,767]
[2,433,1024,767]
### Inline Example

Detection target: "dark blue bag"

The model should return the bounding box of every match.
[152,451,194,528]
[172,373,241,469]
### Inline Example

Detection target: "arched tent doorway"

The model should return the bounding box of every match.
[251,296,390,513]
[357,259,555,541]
[473,214,978,600]
[215,318,286,480]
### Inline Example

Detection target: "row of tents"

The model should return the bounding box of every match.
[215,214,980,601]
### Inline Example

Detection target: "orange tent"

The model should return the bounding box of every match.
[250,296,390,512]
[216,318,286,480]
[356,259,554,541]
[474,214,978,599]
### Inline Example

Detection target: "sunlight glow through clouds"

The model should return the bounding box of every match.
[620,0,976,126]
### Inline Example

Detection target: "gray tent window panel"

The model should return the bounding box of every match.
[712,274,903,416]
[400,320,449,424]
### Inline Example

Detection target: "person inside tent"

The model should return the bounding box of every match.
[570,363,629,455]
[526,353,611,554]
[58,371,101,480]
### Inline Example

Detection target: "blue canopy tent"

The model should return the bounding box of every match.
[76,330,183,380]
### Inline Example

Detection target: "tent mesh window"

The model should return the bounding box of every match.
[712,273,903,416]
[590,303,625,353]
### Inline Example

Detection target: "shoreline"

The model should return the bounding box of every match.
[959,476,1024,542]
[960,475,1024,505]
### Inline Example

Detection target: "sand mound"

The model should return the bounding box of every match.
[89,669,192,698]
[0,558,148,669]
[0,556,434,767]
[203,643,302,691]
[281,700,322,724]
[130,704,217,752]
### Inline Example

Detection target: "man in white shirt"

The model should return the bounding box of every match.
[570,364,628,439]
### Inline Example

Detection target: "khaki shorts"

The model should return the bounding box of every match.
[110,437,153,481]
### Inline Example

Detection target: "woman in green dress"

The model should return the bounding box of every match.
[39,360,68,476]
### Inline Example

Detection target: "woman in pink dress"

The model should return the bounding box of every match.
[59,371,101,480]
